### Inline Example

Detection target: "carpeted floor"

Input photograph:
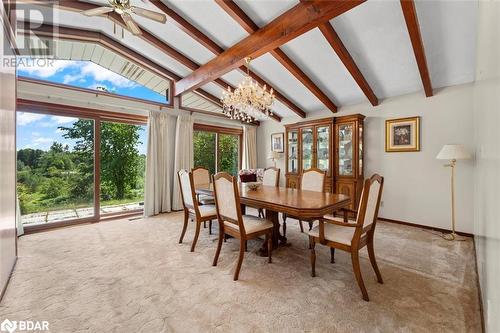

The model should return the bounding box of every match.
[0,210,481,332]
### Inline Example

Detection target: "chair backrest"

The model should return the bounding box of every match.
[300,168,326,192]
[177,169,196,211]
[262,167,280,187]
[192,167,210,186]
[355,174,384,235]
[213,172,245,233]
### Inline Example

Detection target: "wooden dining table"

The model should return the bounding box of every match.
[195,183,351,255]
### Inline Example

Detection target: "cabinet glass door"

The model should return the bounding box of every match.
[302,127,313,171]
[316,126,330,173]
[338,123,353,176]
[287,130,298,173]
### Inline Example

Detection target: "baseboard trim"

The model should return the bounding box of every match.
[473,237,486,333]
[378,217,474,238]
[0,256,17,302]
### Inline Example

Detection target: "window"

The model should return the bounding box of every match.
[100,121,147,214]
[193,125,242,176]
[17,113,95,226]
[17,58,169,104]
[16,109,147,228]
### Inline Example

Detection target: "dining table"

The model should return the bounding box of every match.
[195,183,351,255]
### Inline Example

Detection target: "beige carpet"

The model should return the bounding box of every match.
[0,210,481,332]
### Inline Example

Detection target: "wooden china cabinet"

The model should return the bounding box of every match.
[285,114,365,211]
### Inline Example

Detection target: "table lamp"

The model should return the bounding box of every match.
[436,144,471,241]
[267,151,280,167]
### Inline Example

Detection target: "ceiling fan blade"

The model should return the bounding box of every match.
[81,6,114,17]
[121,12,142,36]
[131,6,167,23]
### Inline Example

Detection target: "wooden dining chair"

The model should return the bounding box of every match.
[308,174,384,301]
[212,172,274,281]
[282,168,326,236]
[192,167,215,205]
[177,169,217,252]
[192,167,215,232]
[258,167,280,218]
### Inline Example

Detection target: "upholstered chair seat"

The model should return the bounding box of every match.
[308,224,356,246]
[224,215,273,234]
[189,205,216,217]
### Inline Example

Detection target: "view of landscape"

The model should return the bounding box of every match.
[17,112,146,226]
[194,130,240,176]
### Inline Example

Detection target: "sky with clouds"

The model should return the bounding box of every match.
[17,59,151,154]
[17,58,167,103]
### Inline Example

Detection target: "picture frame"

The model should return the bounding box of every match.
[385,116,420,152]
[271,132,284,153]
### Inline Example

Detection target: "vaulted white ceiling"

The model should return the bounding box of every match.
[20,0,478,121]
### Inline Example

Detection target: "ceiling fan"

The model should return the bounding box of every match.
[81,0,167,36]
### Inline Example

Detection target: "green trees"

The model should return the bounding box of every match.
[17,120,145,215]
[193,130,239,176]
[193,131,216,175]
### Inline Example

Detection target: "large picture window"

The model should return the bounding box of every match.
[193,124,242,176]
[16,107,147,229]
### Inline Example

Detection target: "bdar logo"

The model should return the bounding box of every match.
[0,319,16,333]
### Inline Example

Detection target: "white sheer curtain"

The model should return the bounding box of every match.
[172,114,194,210]
[242,125,257,169]
[144,111,172,216]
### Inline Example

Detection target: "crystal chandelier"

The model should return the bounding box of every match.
[221,57,275,123]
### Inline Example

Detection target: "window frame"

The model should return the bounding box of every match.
[193,123,243,175]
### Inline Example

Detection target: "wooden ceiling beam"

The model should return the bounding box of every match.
[151,1,296,119]
[175,0,364,95]
[400,0,433,97]
[318,23,378,106]
[47,1,281,121]
[19,22,264,125]
[217,0,336,113]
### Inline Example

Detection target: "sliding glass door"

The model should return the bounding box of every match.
[16,112,95,226]
[16,111,147,229]
[99,121,146,215]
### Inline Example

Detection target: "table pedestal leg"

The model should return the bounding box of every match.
[258,209,289,257]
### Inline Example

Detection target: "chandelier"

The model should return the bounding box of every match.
[221,57,275,123]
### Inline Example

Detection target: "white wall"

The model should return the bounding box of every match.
[473,1,500,331]
[257,83,475,233]
[0,4,18,300]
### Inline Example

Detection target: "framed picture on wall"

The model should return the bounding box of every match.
[271,132,284,153]
[385,117,420,152]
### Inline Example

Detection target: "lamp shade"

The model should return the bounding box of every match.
[436,144,471,160]
[267,151,280,160]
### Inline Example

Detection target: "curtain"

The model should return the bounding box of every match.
[242,125,257,169]
[144,111,172,216]
[172,114,194,210]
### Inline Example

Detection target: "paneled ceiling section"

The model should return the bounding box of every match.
[181,92,222,113]
[21,0,478,121]
[23,37,171,98]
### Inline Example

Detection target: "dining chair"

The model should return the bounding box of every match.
[282,168,326,236]
[192,167,215,233]
[308,174,384,301]
[212,172,274,281]
[258,167,280,218]
[192,167,215,205]
[177,169,217,252]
